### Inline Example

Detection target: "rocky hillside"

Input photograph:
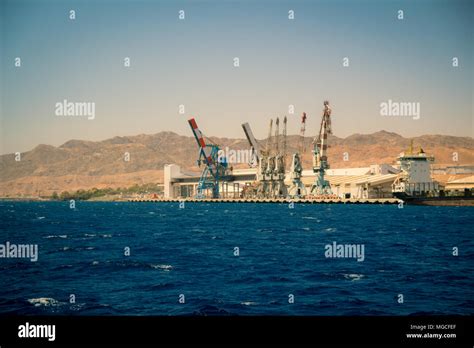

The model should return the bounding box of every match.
[0,130,472,197]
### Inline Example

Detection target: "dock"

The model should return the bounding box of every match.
[128,198,401,204]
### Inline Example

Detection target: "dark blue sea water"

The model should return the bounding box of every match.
[0,201,473,316]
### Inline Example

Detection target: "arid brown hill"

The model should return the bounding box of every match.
[0,131,472,197]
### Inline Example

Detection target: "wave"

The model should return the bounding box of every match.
[61,246,95,252]
[240,301,258,306]
[83,233,111,238]
[28,297,63,307]
[150,264,173,271]
[193,305,233,316]
[88,260,173,271]
[43,235,67,239]
[344,273,364,281]
[150,283,175,290]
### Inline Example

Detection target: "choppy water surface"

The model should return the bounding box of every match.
[0,201,473,315]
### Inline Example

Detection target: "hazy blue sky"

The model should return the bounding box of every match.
[1,0,472,154]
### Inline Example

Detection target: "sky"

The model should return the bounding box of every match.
[0,0,473,154]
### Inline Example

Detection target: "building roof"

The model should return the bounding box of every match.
[447,175,474,184]
[354,174,398,185]
[301,174,397,186]
[169,165,398,187]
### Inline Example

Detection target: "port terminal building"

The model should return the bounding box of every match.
[164,163,400,199]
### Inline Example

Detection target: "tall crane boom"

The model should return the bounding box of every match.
[311,101,333,196]
[274,117,280,155]
[188,117,229,198]
[241,122,261,163]
[313,101,332,169]
[282,116,287,159]
[289,113,307,198]
[188,118,215,171]
[299,112,307,153]
[266,119,273,154]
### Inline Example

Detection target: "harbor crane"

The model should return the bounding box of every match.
[241,121,265,197]
[242,122,261,168]
[257,119,274,197]
[299,112,307,153]
[272,116,288,198]
[310,101,333,195]
[241,116,288,198]
[288,112,307,198]
[188,118,231,198]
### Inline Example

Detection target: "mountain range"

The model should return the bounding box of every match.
[0,131,472,197]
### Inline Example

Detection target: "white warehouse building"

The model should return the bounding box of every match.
[164,163,400,199]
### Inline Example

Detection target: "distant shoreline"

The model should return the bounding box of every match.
[0,196,129,202]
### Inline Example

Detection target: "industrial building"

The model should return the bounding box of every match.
[162,102,470,202]
[163,102,406,200]
[445,175,474,191]
[164,163,399,199]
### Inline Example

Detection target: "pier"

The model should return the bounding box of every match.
[128,198,401,204]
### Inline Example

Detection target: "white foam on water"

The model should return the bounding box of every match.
[302,216,317,220]
[28,297,61,307]
[92,261,99,265]
[150,264,173,271]
[344,274,364,281]
[240,301,257,306]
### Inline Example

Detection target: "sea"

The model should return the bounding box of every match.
[0,201,473,316]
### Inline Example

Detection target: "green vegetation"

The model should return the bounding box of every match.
[55,184,162,201]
